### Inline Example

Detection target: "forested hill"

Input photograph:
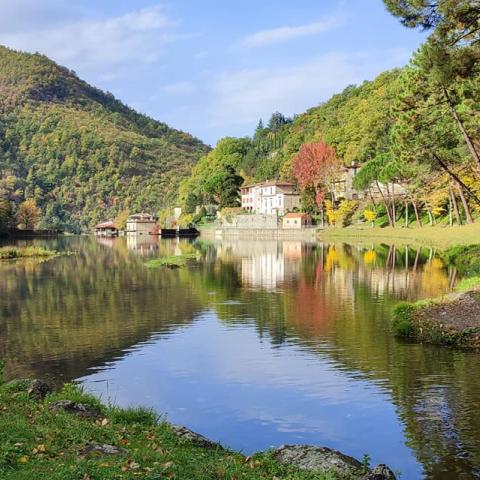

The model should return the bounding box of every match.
[0,45,210,232]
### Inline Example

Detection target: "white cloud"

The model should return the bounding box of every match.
[209,50,409,129]
[242,16,345,48]
[0,5,176,74]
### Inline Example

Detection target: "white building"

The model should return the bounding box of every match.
[126,213,158,235]
[240,181,301,216]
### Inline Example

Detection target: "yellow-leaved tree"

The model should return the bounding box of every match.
[16,199,39,230]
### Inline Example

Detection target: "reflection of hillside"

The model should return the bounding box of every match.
[0,238,201,383]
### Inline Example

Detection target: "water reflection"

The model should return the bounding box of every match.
[0,237,478,479]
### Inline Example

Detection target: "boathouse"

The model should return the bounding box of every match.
[94,221,119,237]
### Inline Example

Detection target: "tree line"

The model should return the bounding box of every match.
[179,1,480,228]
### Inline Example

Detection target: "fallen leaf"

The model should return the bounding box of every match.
[19,456,29,464]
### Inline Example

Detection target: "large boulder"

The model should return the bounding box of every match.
[270,445,396,479]
[362,464,397,480]
[169,424,222,449]
[270,445,363,477]
[27,379,52,401]
[79,443,127,457]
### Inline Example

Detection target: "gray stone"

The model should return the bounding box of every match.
[49,399,102,418]
[27,379,52,401]
[79,443,127,457]
[271,445,363,477]
[169,424,222,449]
[362,464,397,480]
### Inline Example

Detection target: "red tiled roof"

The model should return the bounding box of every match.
[95,221,117,229]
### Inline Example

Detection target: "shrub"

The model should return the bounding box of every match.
[391,302,416,337]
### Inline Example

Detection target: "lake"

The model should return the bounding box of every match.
[1,236,479,479]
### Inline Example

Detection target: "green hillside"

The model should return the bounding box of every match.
[179,62,480,227]
[0,45,210,232]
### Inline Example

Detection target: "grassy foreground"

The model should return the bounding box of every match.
[319,222,480,249]
[0,246,60,260]
[0,379,334,480]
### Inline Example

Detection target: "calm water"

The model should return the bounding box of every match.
[1,236,479,479]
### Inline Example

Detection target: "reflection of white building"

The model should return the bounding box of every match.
[240,181,301,216]
[126,235,158,255]
[217,240,304,290]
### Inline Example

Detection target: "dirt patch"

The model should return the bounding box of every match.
[419,291,480,331]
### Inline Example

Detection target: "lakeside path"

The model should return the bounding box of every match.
[318,223,480,249]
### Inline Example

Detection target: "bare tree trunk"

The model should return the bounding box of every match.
[412,199,422,227]
[432,153,480,206]
[450,188,461,225]
[444,88,480,173]
[457,184,473,224]
[368,188,377,209]
[376,180,393,227]
[448,193,453,226]
[392,183,396,226]
[425,204,434,226]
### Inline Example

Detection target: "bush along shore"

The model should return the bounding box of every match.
[391,245,480,350]
[0,246,62,260]
[0,375,397,480]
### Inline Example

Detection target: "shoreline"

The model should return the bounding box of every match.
[0,377,396,480]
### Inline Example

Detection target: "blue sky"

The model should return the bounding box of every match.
[0,0,426,145]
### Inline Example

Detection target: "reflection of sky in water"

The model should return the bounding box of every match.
[81,313,420,478]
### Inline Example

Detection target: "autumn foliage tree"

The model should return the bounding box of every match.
[293,141,341,211]
[16,199,40,230]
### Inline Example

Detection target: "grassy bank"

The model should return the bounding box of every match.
[319,222,480,249]
[390,245,480,350]
[0,246,61,260]
[0,378,338,480]
[145,254,197,269]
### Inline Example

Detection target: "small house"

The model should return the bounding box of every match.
[282,212,312,229]
[95,221,119,237]
[126,213,158,235]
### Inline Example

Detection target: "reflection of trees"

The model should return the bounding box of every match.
[187,240,478,479]
[3,237,477,478]
[0,237,202,383]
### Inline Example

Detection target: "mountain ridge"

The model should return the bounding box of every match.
[0,45,210,232]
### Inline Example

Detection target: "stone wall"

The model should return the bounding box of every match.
[222,214,280,230]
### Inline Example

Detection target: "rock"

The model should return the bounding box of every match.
[362,464,396,480]
[49,400,102,418]
[27,379,52,401]
[169,424,222,449]
[271,445,363,477]
[79,443,127,457]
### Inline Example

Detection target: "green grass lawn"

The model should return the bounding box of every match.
[319,222,480,249]
[0,380,334,480]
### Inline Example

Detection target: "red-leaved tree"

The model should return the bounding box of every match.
[293,141,341,208]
